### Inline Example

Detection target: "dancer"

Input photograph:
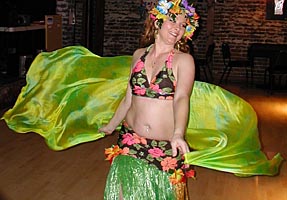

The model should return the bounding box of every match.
[99,0,199,199]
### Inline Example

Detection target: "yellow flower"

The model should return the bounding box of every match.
[169,169,185,184]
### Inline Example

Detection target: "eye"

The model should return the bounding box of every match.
[168,17,176,23]
[168,14,177,23]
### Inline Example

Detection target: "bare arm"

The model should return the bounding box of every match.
[171,53,195,156]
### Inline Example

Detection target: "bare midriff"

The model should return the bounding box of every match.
[125,95,174,141]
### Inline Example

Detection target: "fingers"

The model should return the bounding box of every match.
[182,142,190,154]
[178,143,190,155]
[104,131,113,135]
[171,139,190,157]
[172,143,178,157]
[98,127,105,134]
[98,126,112,135]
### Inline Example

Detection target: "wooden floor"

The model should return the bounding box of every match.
[0,83,286,200]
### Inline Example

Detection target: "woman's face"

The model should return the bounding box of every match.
[157,13,186,44]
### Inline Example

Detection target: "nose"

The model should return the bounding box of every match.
[173,23,181,31]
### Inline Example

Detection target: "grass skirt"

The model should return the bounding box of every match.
[104,155,189,200]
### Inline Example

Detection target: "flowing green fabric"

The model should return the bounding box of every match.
[1,46,283,176]
[184,83,283,176]
[2,46,129,150]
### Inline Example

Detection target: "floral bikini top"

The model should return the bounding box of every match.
[130,45,176,100]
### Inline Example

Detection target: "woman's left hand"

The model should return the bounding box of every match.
[170,134,190,157]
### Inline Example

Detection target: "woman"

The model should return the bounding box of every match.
[100,0,199,199]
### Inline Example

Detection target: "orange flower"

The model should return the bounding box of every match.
[173,80,177,88]
[105,145,123,163]
[169,169,185,185]
[150,77,157,83]
[165,96,174,100]
[132,133,147,145]
[161,157,177,171]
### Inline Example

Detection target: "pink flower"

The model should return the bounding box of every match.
[161,157,178,171]
[122,133,138,145]
[148,147,165,158]
[150,14,156,20]
[133,60,144,72]
[150,84,162,93]
[122,133,147,146]
[166,53,173,69]
[121,147,130,155]
[133,86,146,95]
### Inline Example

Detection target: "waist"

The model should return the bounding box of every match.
[119,122,171,148]
[114,124,193,182]
[122,111,174,141]
[125,96,174,139]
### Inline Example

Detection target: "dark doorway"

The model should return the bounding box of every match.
[82,0,105,56]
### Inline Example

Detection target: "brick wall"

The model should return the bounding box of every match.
[56,0,85,47]
[213,0,287,83]
[57,0,287,84]
[103,0,144,56]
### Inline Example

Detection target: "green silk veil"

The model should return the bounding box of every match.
[2,46,283,177]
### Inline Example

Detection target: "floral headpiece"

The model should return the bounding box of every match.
[149,0,199,40]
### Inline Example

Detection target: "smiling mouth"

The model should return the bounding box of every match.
[170,31,178,37]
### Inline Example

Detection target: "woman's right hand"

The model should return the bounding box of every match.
[98,125,114,135]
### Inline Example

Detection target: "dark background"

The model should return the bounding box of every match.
[0,0,57,78]
[0,0,56,26]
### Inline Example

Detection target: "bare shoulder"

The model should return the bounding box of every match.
[173,51,195,71]
[173,51,195,95]
[175,51,194,64]
[132,48,146,61]
[128,48,146,70]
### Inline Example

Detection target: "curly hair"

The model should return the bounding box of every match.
[139,17,190,53]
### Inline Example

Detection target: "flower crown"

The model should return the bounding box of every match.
[149,0,199,40]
